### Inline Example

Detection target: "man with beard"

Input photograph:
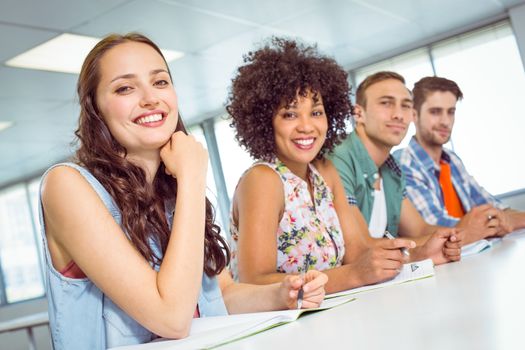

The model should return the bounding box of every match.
[329,71,463,254]
[396,76,525,240]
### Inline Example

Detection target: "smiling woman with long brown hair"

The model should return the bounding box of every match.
[39,33,327,350]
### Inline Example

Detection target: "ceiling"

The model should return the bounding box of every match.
[0,0,524,187]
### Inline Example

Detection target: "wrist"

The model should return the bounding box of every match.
[463,228,485,244]
[343,263,366,289]
[408,245,427,262]
[274,282,288,310]
[176,175,207,193]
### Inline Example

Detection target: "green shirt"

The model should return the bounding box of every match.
[329,131,406,236]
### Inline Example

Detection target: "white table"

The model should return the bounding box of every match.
[0,311,49,350]
[218,230,525,350]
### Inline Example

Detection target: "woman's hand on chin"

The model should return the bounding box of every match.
[160,131,208,185]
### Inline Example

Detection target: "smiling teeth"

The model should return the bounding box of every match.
[295,139,314,146]
[136,113,163,124]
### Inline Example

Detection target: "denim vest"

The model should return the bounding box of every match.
[39,163,227,350]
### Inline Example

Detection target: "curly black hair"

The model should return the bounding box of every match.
[226,37,353,161]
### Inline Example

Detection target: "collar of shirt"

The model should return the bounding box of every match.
[408,136,454,177]
[350,131,403,188]
[272,157,325,198]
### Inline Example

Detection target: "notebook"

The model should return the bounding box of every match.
[111,295,355,350]
[325,259,435,299]
[461,237,502,257]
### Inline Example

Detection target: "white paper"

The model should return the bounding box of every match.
[461,237,502,257]
[325,259,435,299]
[111,295,355,349]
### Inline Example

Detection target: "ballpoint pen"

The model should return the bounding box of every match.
[297,257,309,309]
[384,231,410,257]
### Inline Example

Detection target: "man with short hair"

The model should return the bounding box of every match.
[329,71,461,259]
[396,76,525,239]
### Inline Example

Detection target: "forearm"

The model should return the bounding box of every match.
[399,230,438,263]
[456,222,488,244]
[506,209,525,230]
[222,282,285,314]
[407,242,432,262]
[241,265,360,295]
[411,234,431,246]
[157,180,206,323]
[391,232,430,262]
[239,270,289,285]
[461,231,485,245]
[323,264,366,294]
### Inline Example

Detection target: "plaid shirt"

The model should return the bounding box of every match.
[395,136,506,227]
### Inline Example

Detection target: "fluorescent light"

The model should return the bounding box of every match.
[0,121,14,132]
[6,34,100,74]
[6,33,184,74]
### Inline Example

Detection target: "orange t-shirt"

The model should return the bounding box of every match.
[439,160,465,218]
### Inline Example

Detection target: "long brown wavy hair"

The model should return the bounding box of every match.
[75,33,229,276]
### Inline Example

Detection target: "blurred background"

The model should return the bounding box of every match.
[1,1,525,348]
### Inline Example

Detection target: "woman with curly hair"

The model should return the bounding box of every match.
[227,38,416,294]
[39,33,327,350]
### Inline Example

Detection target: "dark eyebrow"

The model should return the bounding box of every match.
[151,68,169,76]
[111,73,135,83]
[379,96,396,100]
[110,69,169,83]
[378,95,413,102]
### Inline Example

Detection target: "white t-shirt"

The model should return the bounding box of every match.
[368,178,387,238]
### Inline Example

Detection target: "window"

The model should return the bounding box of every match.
[28,178,45,280]
[354,48,435,90]
[0,183,45,303]
[431,22,525,195]
[214,117,255,200]
[351,20,525,195]
[188,125,227,231]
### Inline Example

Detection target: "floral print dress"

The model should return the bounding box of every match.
[229,159,345,280]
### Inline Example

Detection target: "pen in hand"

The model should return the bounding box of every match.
[297,257,309,309]
[384,231,410,257]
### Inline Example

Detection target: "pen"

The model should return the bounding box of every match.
[384,231,410,257]
[297,257,309,309]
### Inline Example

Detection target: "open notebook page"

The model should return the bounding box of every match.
[325,259,435,299]
[461,237,503,258]
[111,295,355,350]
